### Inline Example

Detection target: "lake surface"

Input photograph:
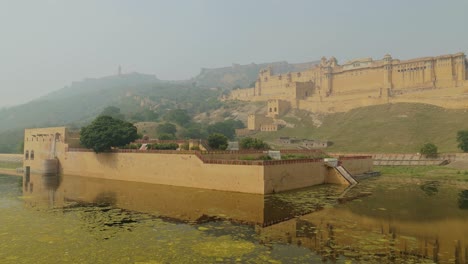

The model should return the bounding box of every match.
[0,173,467,263]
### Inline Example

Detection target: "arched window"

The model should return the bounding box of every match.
[269,108,272,112]
[274,107,277,112]
[30,151,35,160]
[25,151,29,160]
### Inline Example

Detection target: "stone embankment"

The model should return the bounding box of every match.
[331,153,468,166]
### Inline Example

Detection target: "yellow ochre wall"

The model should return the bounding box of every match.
[23,127,373,194]
[24,127,69,173]
[339,157,373,175]
[61,151,266,194]
[230,52,468,113]
[264,161,326,193]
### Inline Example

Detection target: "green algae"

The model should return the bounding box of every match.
[1,173,467,263]
[191,235,256,258]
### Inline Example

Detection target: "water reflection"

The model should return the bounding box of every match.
[20,174,468,263]
[459,190,468,209]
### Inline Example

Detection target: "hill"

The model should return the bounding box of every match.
[256,103,468,153]
[192,61,319,89]
[0,73,224,153]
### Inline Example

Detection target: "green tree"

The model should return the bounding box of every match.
[240,137,269,150]
[80,116,138,153]
[164,109,191,126]
[207,119,244,140]
[182,126,206,139]
[207,133,228,150]
[156,122,177,136]
[129,110,159,122]
[420,142,438,157]
[100,106,125,120]
[457,130,468,152]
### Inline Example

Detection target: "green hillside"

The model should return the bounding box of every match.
[257,103,468,153]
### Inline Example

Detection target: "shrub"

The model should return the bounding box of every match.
[207,133,228,150]
[457,130,468,152]
[239,137,269,150]
[420,142,438,157]
[150,143,179,150]
[158,133,176,140]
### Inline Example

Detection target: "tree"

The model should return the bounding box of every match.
[420,142,438,157]
[164,109,191,126]
[100,106,125,120]
[207,119,245,140]
[156,122,177,136]
[207,133,228,150]
[457,130,468,152]
[80,116,138,153]
[181,126,206,139]
[158,133,176,140]
[240,137,269,150]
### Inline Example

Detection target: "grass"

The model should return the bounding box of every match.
[256,103,468,153]
[375,165,468,182]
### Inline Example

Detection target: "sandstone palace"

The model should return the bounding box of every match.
[229,53,468,113]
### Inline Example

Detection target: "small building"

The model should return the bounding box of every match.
[247,114,273,131]
[302,140,329,149]
[260,124,280,132]
[278,137,301,144]
[266,99,291,118]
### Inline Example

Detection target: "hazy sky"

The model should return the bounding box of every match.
[1,0,467,107]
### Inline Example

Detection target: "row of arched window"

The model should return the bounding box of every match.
[25,150,35,160]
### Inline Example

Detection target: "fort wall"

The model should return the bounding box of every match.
[229,52,468,113]
[23,127,373,194]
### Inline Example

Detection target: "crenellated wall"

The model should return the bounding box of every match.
[229,52,468,113]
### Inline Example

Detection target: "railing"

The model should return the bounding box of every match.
[67,148,326,166]
[338,155,372,160]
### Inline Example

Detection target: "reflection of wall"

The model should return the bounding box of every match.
[258,208,468,263]
[25,173,266,224]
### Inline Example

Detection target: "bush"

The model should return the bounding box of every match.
[207,133,228,150]
[420,142,438,157]
[239,137,269,150]
[457,130,468,152]
[149,143,179,150]
[190,146,200,151]
[156,123,177,136]
[180,142,190,150]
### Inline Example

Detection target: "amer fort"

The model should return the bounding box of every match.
[229,52,468,114]
[16,52,468,195]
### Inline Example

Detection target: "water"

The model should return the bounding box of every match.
[0,173,467,263]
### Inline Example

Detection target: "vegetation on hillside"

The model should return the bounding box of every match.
[257,103,468,153]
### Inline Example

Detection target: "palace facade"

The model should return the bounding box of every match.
[229,52,468,112]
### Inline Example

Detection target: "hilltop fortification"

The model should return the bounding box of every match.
[228,52,468,112]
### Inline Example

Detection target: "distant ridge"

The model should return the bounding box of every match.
[192,60,319,89]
